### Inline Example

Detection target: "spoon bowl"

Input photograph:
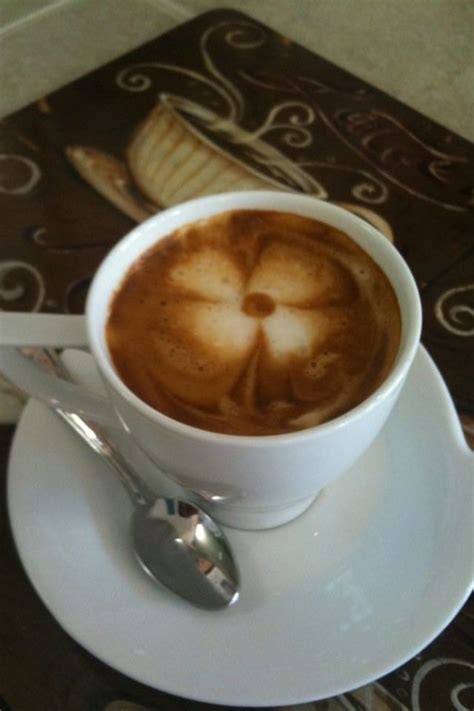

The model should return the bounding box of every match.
[133,498,239,608]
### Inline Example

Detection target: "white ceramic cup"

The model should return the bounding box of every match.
[0,191,422,529]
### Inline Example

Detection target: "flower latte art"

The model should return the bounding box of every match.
[107,211,401,435]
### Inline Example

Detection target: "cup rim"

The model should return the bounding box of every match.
[87,191,422,446]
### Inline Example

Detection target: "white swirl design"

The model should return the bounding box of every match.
[244,102,316,148]
[115,66,153,92]
[201,22,265,121]
[435,284,474,337]
[0,154,41,195]
[225,25,266,49]
[116,20,317,152]
[428,159,452,183]
[0,261,45,312]
[411,658,474,711]
[116,62,237,115]
[116,21,265,122]
[300,160,388,204]
[452,682,474,711]
[351,175,388,204]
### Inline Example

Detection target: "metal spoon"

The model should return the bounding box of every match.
[23,349,240,610]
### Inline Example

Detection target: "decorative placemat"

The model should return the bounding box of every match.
[0,8,473,417]
[0,9,473,709]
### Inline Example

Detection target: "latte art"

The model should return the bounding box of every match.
[106,210,401,435]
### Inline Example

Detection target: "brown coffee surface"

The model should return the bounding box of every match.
[106,210,401,435]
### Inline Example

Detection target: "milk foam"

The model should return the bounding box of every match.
[106,210,401,435]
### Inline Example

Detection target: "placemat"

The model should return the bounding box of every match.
[0,8,473,416]
[0,9,473,710]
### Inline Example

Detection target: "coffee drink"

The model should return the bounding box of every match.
[106,210,401,435]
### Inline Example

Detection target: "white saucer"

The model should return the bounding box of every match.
[7,347,473,706]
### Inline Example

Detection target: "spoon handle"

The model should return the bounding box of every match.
[56,406,153,507]
[22,348,154,508]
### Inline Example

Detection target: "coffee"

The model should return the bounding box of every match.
[106,210,401,435]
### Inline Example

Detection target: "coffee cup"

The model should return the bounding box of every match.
[0,191,421,529]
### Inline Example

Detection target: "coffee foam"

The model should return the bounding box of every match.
[106,210,401,435]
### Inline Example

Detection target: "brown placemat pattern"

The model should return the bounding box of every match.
[0,8,473,414]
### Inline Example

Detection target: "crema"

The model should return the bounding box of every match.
[106,210,401,435]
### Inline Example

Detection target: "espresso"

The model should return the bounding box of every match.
[106,210,401,435]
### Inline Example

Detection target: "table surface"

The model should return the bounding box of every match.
[0,3,473,710]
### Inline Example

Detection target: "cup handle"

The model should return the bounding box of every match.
[0,313,117,428]
[0,347,118,428]
[0,312,88,347]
